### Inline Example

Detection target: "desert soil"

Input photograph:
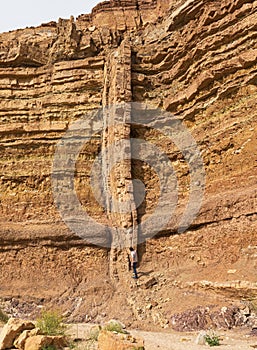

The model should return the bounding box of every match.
[68,323,257,350]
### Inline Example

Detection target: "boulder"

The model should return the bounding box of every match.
[14,328,41,350]
[0,318,35,350]
[98,330,144,350]
[24,335,68,350]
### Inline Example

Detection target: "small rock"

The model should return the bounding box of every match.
[88,26,96,32]
[151,301,158,307]
[195,330,207,345]
[141,277,158,289]
[180,337,191,342]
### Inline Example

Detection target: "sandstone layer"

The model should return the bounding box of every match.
[0,0,256,330]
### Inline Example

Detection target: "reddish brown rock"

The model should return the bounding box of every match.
[170,306,247,332]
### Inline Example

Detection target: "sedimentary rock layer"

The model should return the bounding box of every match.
[0,0,256,326]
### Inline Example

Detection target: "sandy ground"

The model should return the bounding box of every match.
[131,329,257,350]
[68,323,257,350]
[0,323,256,349]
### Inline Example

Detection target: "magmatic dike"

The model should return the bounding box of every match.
[0,0,256,328]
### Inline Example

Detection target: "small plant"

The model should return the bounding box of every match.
[36,310,66,336]
[104,321,126,334]
[86,326,101,342]
[204,330,221,347]
[0,309,9,323]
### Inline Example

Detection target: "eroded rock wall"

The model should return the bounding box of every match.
[0,0,256,327]
[131,0,257,230]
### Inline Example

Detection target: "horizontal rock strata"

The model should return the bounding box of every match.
[0,0,256,328]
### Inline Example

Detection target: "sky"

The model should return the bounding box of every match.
[0,0,101,33]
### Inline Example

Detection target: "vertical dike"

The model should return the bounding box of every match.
[102,39,138,281]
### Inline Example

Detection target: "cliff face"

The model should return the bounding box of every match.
[0,0,256,328]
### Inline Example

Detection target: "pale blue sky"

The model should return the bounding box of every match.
[0,0,101,33]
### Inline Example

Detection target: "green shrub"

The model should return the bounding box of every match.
[36,310,66,336]
[204,330,221,347]
[0,309,9,323]
[104,321,126,334]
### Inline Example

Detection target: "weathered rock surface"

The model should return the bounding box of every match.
[170,305,245,332]
[0,0,256,331]
[14,328,41,350]
[98,329,144,350]
[0,318,34,350]
[24,335,67,350]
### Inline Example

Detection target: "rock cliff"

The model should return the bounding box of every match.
[0,0,256,329]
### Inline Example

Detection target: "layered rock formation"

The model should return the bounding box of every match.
[0,0,256,329]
